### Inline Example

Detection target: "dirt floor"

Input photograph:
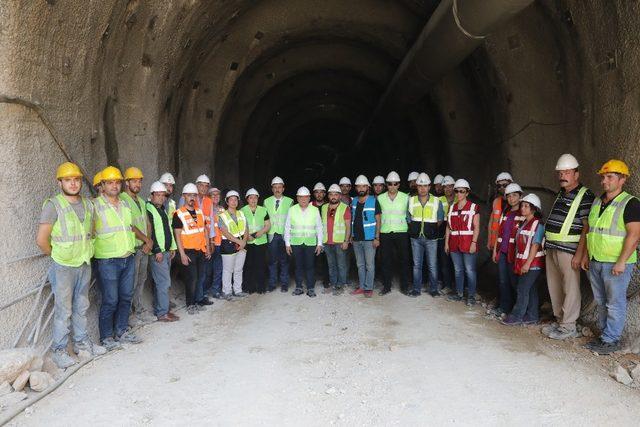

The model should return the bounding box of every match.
[9,289,640,426]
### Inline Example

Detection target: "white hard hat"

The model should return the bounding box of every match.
[433,174,444,184]
[355,175,370,186]
[386,171,401,183]
[196,174,211,184]
[408,171,419,181]
[209,187,220,194]
[150,181,168,193]
[521,193,542,211]
[271,176,284,185]
[505,183,523,195]
[372,176,385,185]
[296,186,311,196]
[159,172,175,184]
[495,172,513,183]
[245,188,259,198]
[416,173,431,186]
[555,153,579,171]
[182,183,198,194]
[339,177,351,185]
[442,175,455,186]
[327,184,341,193]
[454,179,470,189]
[313,182,326,192]
[226,190,240,200]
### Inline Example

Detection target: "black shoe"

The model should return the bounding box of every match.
[292,288,304,296]
[379,288,391,296]
[323,283,330,289]
[408,290,421,298]
[267,286,276,293]
[591,340,620,355]
[447,293,463,302]
[211,293,222,299]
[307,289,317,298]
[466,297,476,306]
[197,298,214,306]
[429,291,439,298]
[280,285,289,293]
[583,338,603,350]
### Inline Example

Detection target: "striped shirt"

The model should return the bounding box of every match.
[544,184,595,254]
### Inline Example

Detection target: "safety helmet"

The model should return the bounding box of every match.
[327,184,341,194]
[521,193,542,211]
[454,179,470,189]
[124,167,144,180]
[355,175,370,186]
[504,183,523,195]
[92,171,103,187]
[226,190,240,200]
[56,162,83,179]
[296,186,311,196]
[101,166,124,181]
[271,176,284,185]
[209,187,221,194]
[150,181,167,193]
[372,176,385,185]
[313,182,326,192]
[182,183,198,194]
[555,154,579,171]
[159,172,175,184]
[433,174,444,185]
[442,175,455,186]
[416,173,431,186]
[597,159,630,176]
[245,188,259,198]
[196,174,210,184]
[339,177,351,186]
[386,171,401,183]
[407,171,419,181]
[495,172,513,183]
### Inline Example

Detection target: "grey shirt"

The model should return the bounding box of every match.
[39,198,91,224]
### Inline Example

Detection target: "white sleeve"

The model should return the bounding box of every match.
[315,209,324,246]
[284,211,292,246]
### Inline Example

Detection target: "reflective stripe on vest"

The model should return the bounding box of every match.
[48,194,93,267]
[514,219,545,274]
[321,203,347,244]
[146,201,176,251]
[241,205,267,245]
[378,191,408,233]
[545,186,588,243]
[220,210,247,240]
[290,204,319,246]
[447,201,477,252]
[93,196,135,259]
[176,207,207,252]
[264,196,293,235]
[119,192,149,246]
[587,192,637,263]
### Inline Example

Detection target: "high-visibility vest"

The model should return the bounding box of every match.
[378,191,409,233]
[146,201,176,251]
[488,196,503,248]
[208,206,224,246]
[545,186,588,243]
[264,196,293,235]
[119,192,149,247]
[496,209,525,263]
[321,203,348,244]
[409,195,440,222]
[220,210,247,239]
[439,195,450,216]
[241,205,268,245]
[514,218,545,275]
[448,200,478,253]
[93,196,136,259]
[47,194,94,267]
[289,204,319,246]
[351,195,377,240]
[165,198,176,221]
[176,206,207,252]
[587,191,637,264]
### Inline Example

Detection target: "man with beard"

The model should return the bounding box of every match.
[407,171,419,196]
[433,174,444,197]
[372,176,386,197]
[339,177,353,205]
[321,184,352,295]
[37,163,106,368]
[312,182,327,208]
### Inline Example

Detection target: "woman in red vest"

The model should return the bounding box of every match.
[503,194,545,326]
[445,179,480,306]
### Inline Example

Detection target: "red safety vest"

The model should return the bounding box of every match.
[448,200,478,253]
[513,218,545,275]
[495,209,525,263]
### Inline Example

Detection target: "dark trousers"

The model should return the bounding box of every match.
[437,238,453,290]
[95,255,135,340]
[497,252,517,313]
[292,245,316,290]
[244,243,268,293]
[380,232,411,292]
[268,234,289,288]
[183,249,205,306]
[511,269,541,321]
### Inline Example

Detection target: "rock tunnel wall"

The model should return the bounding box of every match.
[1,0,640,349]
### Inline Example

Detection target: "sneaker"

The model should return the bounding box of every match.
[74,339,107,356]
[541,322,559,337]
[364,290,373,298]
[280,285,289,293]
[466,297,476,306]
[501,315,523,326]
[157,314,177,323]
[548,326,579,340]
[522,315,539,325]
[379,288,391,296]
[591,340,621,355]
[489,307,504,317]
[187,305,199,315]
[292,288,304,296]
[583,338,603,350]
[350,288,365,295]
[429,291,440,298]
[197,298,214,306]
[51,348,77,369]
[117,330,143,344]
[439,287,452,295]
[307,289,317,298]
[100,337,122,352]
[408,290,421,298]
[234,292,248,298]
[447,293,463,302]
[221,293,234,301]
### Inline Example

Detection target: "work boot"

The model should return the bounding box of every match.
[117,330,143,344]
[100,337,122,352]
[541,322,559,337]
[591,340,620,355]
[281,285,289,293]
[292,288,304,296]
[408,290,420,298]
[583,338,603,350]
[501,315,522,326]
[307,289,317,298]
[466,296,476,306]
[197,298,214,306]
[51,348,77,369]
[74,339,107,356]
[548,326,579,340]
[447,293,463,302]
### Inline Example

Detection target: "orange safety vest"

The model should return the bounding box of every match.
[488,196,503,247]
[176,206,207,252]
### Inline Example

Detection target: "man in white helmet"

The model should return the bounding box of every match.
[192,174,214,306]
[437,175,457,294]
[339,177,352,205]
[312,182,327,208]
[542,154,595,340]
[311,182,329,289]
[207,187,225,299]
[372,176,386,197]
[487,172,513,250]
[159,172,177,219]
[407,171,419,196]
[321,184,352,295]
[433,174,444,197]
[264,176,294,292]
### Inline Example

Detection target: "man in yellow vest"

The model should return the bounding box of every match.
[321,184,352,295]
[36,162,106,368]
[94,166,151,350]
[581,159,640,355]
[284,186,323,297]
[120,167,153,324]
[265,176,294,292]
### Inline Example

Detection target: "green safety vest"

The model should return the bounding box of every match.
[119,192,149,246]
[289,204,319,246]
[264,196,293,235]
[545,186,588,243]
[587,191,637,264]
[47,194,94,267]
[439,195,450,216]
[378,191,409,233]
[93,196,136,259]
[321,203,347,243]
[220,210,247,239]
[146,202,176,251]
[165,198,176,222]
[409,195,440,237]
[241,205,269,245]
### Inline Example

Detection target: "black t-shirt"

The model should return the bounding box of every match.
[352,198,381,241]
[598,195,640,224]
[172,209,197,229]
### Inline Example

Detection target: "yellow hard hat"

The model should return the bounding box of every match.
[597,159,630,176]
[92,171,103,187]
[101,166,124,181]
[56,162,82,179]
[124,167,144,180]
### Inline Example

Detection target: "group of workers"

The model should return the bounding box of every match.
[36,153,639,370]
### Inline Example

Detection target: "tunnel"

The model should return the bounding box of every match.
[2,0,640,350]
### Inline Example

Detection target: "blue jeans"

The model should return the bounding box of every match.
[510,269,541,321]
[96,255,135,340]
[324,243,348,287]
[437,239,453,290]
[411,237,438,293]
[149,252,171,317]
[268,234,289,288]
[497,252,517,313]
[208,245,223,295]
[450,251,477,297]
[352,240,376,291]
[49,262,91,350]
[588,260,634,343]
[292,245,316,290]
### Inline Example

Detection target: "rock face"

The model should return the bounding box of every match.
[0,348,35,384]
[11,370,30,392]
[29,371,54,392]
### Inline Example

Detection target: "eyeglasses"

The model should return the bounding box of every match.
[496,183,508,188]
[387,182,399,186]
[454,189,468,194]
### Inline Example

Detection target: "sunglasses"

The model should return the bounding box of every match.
[496,183,508,188]
[386,182,399,186]
[454,189,468,193]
